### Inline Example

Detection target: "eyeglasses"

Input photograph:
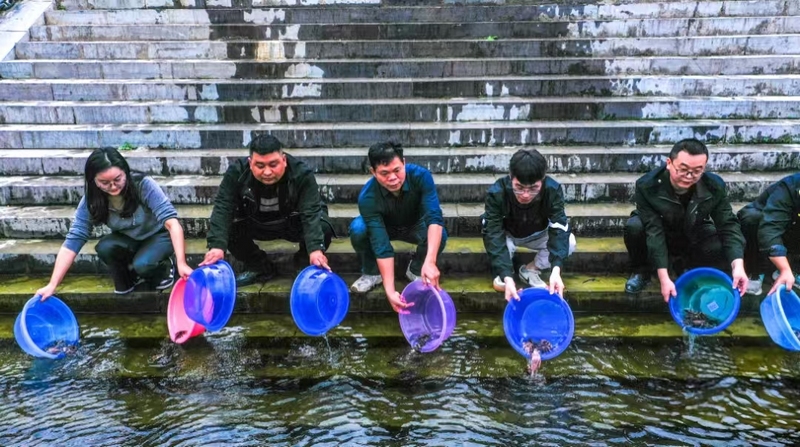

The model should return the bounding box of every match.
[512,183,541,196]
[95,176,126,190]
[675,167,704,178]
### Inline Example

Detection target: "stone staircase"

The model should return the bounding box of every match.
[1,0,799,313]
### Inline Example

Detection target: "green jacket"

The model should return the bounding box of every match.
[633,165,745,270]
[482,175,571,279]
[207,154,329,254]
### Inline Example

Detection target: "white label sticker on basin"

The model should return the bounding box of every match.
[706,301,720,312]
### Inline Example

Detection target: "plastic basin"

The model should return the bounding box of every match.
[184,260,236,332]
[290,266,350,336]
[503,288,574,361]
[167,278,206,344]
[669,267,740,335]
[398,280,457,353]
[14,296,80,359]
[760,285,800,351]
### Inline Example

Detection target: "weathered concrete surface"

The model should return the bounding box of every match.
[0,146,798,176]
[28,17,800,41]
[0,171,789,205]
[6,97,800,124]
[41,2,800,25]
[4,55,800,80]
[16,35,800,60]
[0,0,53,60]
[0,236,631,274]
[0,273,769,315]
[3,75,797,102]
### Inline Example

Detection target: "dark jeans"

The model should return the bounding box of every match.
[738,205,800,275]
[349,216,448,276]
[228,216,334,272]
[95,230,174,290]
[623,213,728,275]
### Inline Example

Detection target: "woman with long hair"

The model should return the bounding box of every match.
[35,148,193,299]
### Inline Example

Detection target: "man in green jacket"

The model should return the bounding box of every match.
[200,134,334,286]
[482,149,576,301]
[623,138,748,301]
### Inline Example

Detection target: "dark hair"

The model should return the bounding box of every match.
[367,141,404,169]
[669,138,708,160]
[509,149,547,184]
[84,148,138,225]
[249,134,283,155]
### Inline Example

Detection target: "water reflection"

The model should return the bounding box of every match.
[0,316,798,446]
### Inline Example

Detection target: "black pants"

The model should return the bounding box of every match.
[95,230,174,290]
[623,214,728,275]
[228,216,334,272]
[738,205,800,275]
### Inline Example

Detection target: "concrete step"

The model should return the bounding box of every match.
[28,17,800,41]
[3,120,800,149]
[16,35,800,60]
[3,75,798,102]
[0,272,755,315]
[4,97,800,125]
[0,201,754,239]
[42,2,800,25]
[0,236,632,275]
[2,146,796,176]
[3,55,798,79]
[0,171,788,205]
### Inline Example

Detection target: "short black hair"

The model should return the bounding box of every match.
[368,141,404,169]
[509,149,547,184]
[669,138,708,160]
[249,134,283,155]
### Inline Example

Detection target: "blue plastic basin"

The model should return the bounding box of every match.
[669,267,740,335]
[760,285,800,351]
[503,288,574,361]
[290,266,350,336]
[184,260,236,332]
[14,296,80,359]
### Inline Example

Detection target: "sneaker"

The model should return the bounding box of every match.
[771,270,800,291]
[115,276,145,295]
[406,262,421,283]
[493,276,506,293]
[745,274,764,296]
[155,256,176,291]
[519,265,547,289]
[350,274,382,292]
[624,272,651,294]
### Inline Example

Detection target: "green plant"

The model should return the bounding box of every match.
[118,142,135,151]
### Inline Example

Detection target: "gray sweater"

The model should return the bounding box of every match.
[63,176,178,254]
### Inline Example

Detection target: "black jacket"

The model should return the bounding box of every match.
[207,154,328,254]
[744,173,800,257]
[633,165,745,269]
[482,175,571,279]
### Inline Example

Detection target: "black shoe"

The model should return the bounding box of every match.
[155,256,176,291]
[235,270,274,287]
[625,272,651,294]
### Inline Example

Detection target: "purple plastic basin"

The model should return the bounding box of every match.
[398,280,456,353]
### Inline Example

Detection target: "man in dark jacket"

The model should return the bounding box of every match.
[624,138,748,301]
[738,173,800,296]
[199,134,334,286]
[482,149,576,301]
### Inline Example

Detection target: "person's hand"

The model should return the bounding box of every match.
[503,277,521,302]
[731,264,748,296]
[177,262,193,280]
[309,250,331,271]
[549,268,565,298]
[660,278,677,303]
[199,248,225,267]
[35,283,57,301]
[770,269,795,295]
[387,291,414,314]
[420,261,441,290]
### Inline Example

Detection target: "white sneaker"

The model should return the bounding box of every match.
[745,274,763,296]
[406,263,421,283]
[493,276,505,292]
[519,265,547,289]
[350,274,382,293]
[771,270,800,291]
